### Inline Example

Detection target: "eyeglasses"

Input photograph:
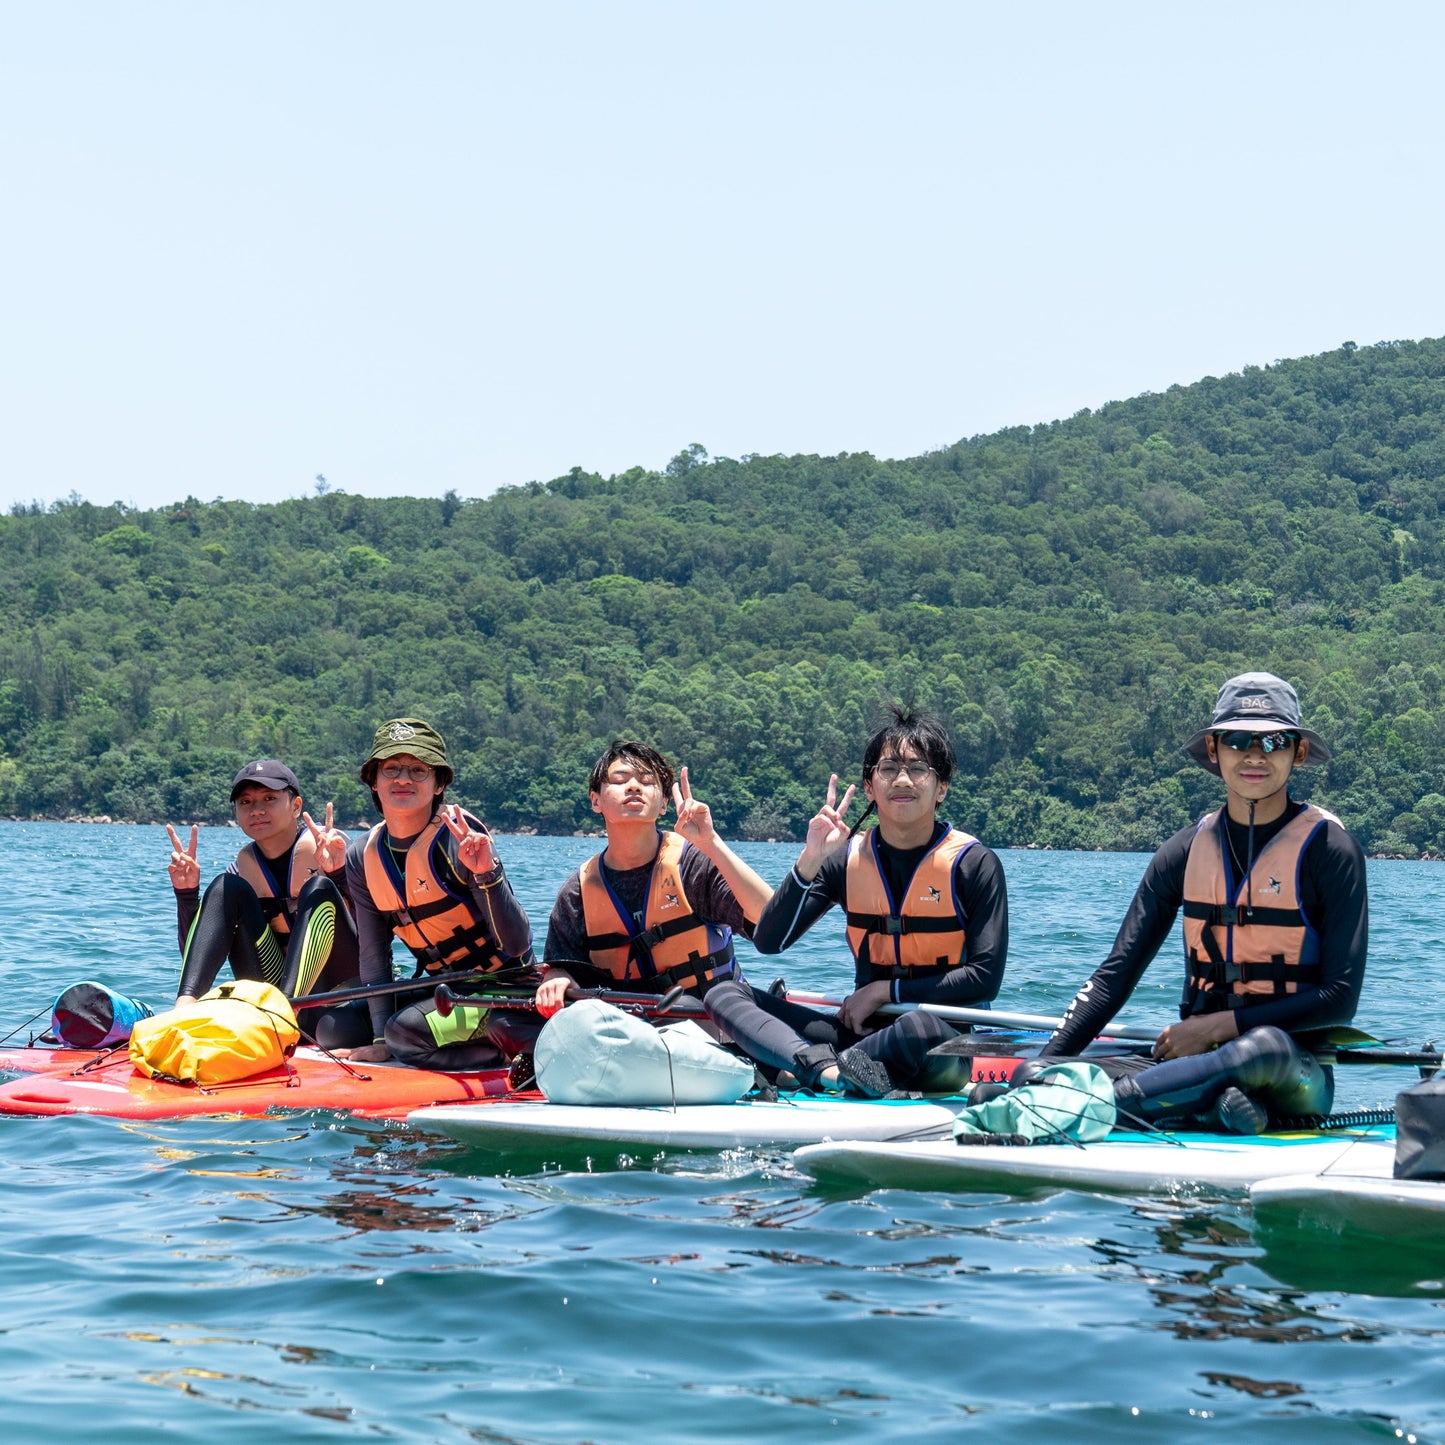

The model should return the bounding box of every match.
[379,763,435,782]
[1214,730,1300,755]
[873,759,937,782]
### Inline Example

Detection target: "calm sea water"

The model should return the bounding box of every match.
[1,822,1442,1443]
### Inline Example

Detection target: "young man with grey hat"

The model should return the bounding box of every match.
[327,718,539,1071]
[164,760,367,1046]
[1038,672,1368,1133]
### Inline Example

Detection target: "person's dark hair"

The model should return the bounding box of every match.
[861,705,956,784]
[588,740,676,798]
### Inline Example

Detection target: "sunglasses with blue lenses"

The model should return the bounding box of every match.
[1215,729,1300,755]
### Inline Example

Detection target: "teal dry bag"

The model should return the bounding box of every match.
[952,1060,1116,1144]
[50,981,154,1049]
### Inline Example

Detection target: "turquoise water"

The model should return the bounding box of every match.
[1,822,1442,1442]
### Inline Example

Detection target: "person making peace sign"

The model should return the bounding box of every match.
[164,759,371,1048]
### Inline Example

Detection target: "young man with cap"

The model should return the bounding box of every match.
[334,718,539,1071]
[741,705,1010,1094]
[1038,672,1369,1133]
[164,760,366,1046]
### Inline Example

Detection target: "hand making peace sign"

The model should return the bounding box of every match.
[671,766,717,848]
[442,803,497,877]
[165,823,200,890]
[302,803,348,873]
[796,773,857,880]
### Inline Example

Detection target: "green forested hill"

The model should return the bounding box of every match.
[6,337,1445,853]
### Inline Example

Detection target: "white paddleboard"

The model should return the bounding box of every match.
[411,1095,964,1152]
[1251,1167,1445,1239]
[793,1128,1396,1195]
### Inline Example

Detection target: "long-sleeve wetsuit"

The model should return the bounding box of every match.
[1041,798,1368,1124]
[732,822,1009,1090]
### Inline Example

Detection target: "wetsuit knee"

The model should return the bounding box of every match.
[1216,1026,1302,1094]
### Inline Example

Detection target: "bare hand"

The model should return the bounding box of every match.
[442,804,497,876]
[671,766,716,848]
[535,973,574,1018]
[165,823,200,890]
[1152,1011,1238,1061]
[839,979,892,1034]
[336,1042,391,1063]
[302,803,348,873]
[797,774,857,879]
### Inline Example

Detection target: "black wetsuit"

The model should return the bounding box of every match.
[174,831,366,1047]
[1042,798,1368,1124]
[344,820,537,1070]
[738,822,1010,1090]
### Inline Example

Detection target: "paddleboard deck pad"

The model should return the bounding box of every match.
[0,1045,510,1119]
[794,1125,1396,1195]
[411,1095,967,1152]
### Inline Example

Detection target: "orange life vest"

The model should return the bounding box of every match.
[844,826,977,979]
[578,831,737,994]
[362,812,504,974]
[1181,804,1333,1013]
[233,829,321,937]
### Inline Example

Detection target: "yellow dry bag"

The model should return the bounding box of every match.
[129,980,300,1086]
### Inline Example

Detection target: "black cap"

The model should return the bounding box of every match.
[230,760,301,799]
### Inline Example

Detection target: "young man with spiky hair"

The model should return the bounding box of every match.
[740,705,1010,1093]
[1038,672,1368,1133]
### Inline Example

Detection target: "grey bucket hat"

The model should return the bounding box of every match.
[1182,672,1331,775]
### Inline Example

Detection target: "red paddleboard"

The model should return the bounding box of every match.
[0,1046,105,1074]
[0,1045,511,1120]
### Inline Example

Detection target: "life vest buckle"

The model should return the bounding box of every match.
[1216,905,1243,925]
[882,917,904,935]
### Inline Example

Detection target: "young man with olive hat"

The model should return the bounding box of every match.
[164,759,368,1046]
[325,718,539,1070]
[1038,672,1369,1133]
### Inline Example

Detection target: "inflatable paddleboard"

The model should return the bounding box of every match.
[0,1045,105,1075]
[0,1045,510,1120]
[794,1126,1396,1195]
[411,1094,966,1153]
[1251,1167,1445,1239]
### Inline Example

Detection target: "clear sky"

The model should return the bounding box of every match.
[3,1,1443,513]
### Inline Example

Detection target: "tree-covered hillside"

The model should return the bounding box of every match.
[6,337,1445,854]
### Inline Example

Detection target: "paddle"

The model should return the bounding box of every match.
[781,990,1161,1043]
[290,969,703,1019]
[288,968,538,1011]
[433,982,697,1019]
[780,989,1441,1068]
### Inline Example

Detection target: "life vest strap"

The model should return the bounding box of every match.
[393,912,501,974]
[844,911,961,937]
[397,894,469,926]
[862,960,953,981]
[650,945,738,995]
[583,912,720,976]
[1182,900,1305,930]
[1187,949,1322,999]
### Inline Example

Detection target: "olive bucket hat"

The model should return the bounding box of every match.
[1182,672,1331,776]
[360,717,454,788]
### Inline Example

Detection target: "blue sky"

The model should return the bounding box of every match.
[3,1,1442,512]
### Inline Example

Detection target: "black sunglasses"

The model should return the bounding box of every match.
[1214,729,1300,755]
